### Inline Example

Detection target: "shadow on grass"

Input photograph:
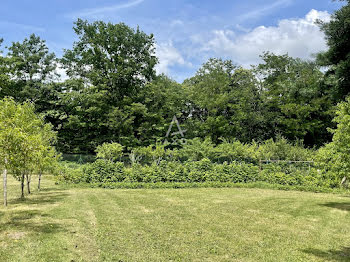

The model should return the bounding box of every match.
[0,210,65,235]
[321,202,350,212]
[8,185,69,205]
[304,247,350,261]
[0,188,71,237]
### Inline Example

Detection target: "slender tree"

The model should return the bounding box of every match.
[0,98,57,200]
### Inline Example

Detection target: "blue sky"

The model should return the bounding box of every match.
[0,0,345,82]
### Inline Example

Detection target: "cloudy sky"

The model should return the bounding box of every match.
[0,0,344,82]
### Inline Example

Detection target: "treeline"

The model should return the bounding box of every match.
[0,2,349,154]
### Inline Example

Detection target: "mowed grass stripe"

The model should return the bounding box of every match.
[0,176,349,261]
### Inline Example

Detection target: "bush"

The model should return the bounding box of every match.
[83,159,125,183]
[174,138,217,161]
[130,143,169,165]
[215,139,257,163]
[95,142,124,162]
[56,162,86,184]
[256,136,312,161]
[56,138,343,191]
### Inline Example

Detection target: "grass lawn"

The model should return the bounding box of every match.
[0,176,349,262]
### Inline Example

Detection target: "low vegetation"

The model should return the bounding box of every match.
[0,176,349,262]
[56,136,348,191]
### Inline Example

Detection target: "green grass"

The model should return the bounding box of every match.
[0,176,349,261]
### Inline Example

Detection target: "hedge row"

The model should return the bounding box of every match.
[58,158,342,189]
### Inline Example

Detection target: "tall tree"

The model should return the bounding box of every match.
[61,19,157,100]
[0,39,12,99]
[135,74,187,146]
[59,19,158,152]
[318,0,350,100]
[7,34,57,103]
[255,52,333,146]
[184,58,263,143]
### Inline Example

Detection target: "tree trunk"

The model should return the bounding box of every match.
[21,174,25,198]
[3,158,7,206]
[26,173,31,194]
[38,172,42,191]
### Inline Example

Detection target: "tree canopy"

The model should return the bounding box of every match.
[0,5,349,154]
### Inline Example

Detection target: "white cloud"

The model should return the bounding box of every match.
[69,0,144,19]
[199,9,331,67]
[170,19,184,27]
[237,0,293,22]
[155,42,191,75]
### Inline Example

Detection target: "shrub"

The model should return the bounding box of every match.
[256,136,312,161]
[130,143,169,165]
[95,142,124,162]
[123,164,144,182]
[175,137,217,161]
[216,139,257,163]
[83,159,125,183]
[58,142,341,191]
[56,162,86,184]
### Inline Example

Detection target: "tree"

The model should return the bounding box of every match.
[61,19,157,99]
[36,145,60,191]
[315,96,350,184]
[59,19,158,152]
[6,34,58,103]
[0,98,29,204]
[330,97,350,170]
[318,0,350,100]
[255,52,334,146]
[0,39,12,99]
[135,74,188,146]
[184,58,263,143]
[0,98,57,201]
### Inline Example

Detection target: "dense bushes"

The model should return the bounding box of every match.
[59,159,258,184]
[120,136,313,165]
[56,137,348,191]
[58,158,341,190]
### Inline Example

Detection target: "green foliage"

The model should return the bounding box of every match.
[255,52,334,146]
[57,138,340,190]
[6,34,57,103]
[216,139,257,163]
[57,162,86,184]
[0,9,348,167]
[61,19,157,94]
[175,137,216,161]
[0,25,338,153]
[83,159,125,183]
[318,0,350,100]
[130,143,169,165]
[256,136,312,161]
[57,19,158,152]
[314,97,350,183]
[0,98,59,197]
[59,157,340,190]
[170,136,312,164]
[95,142,124,162]
[184,59,265,144]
